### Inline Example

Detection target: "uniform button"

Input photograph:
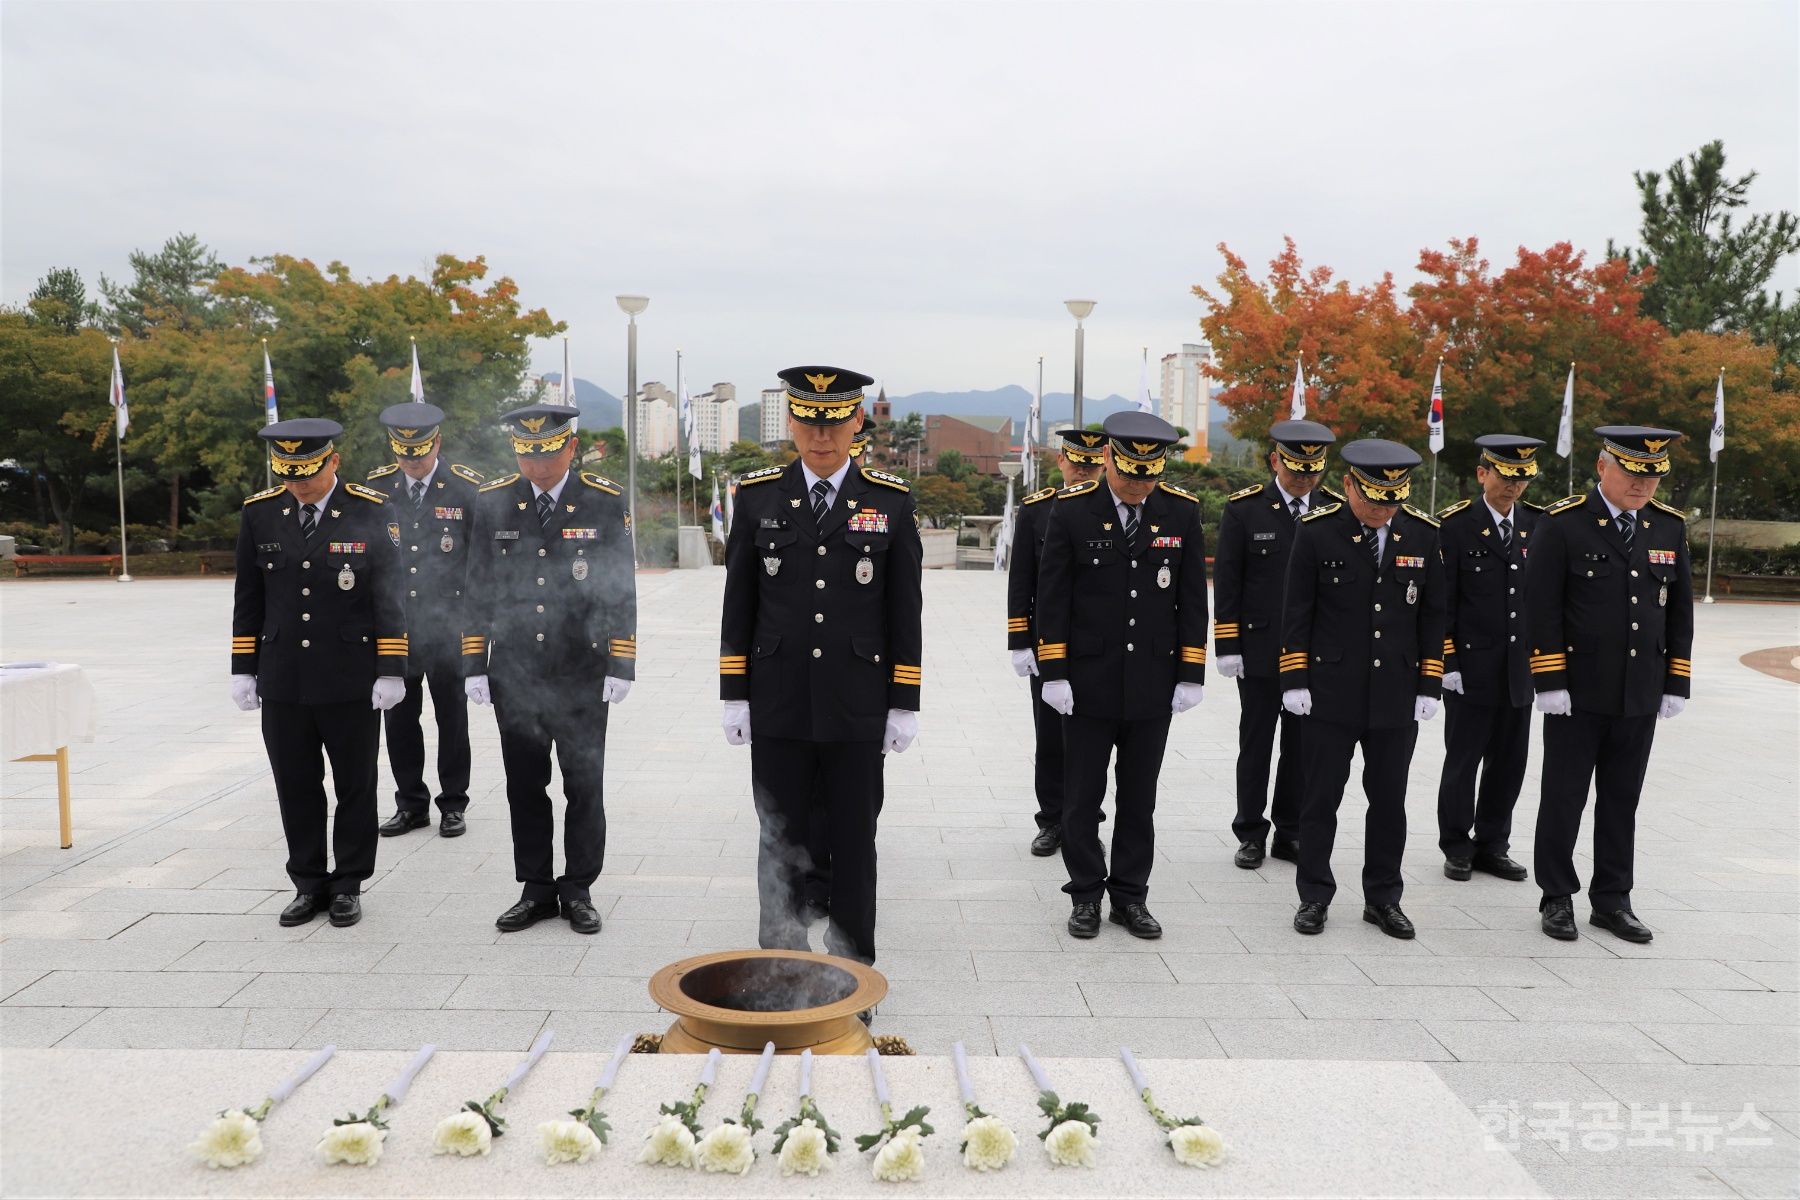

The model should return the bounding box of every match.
[874,654,881,664]
[1509,635,1516,643]
[536,604,545,613]
[301,613,311,622]
[301,560,311,569]
[1130,590,1138,598]
[1509,587,1516,595]
[538,548,547,558]
[1126,643,1134,652]
[300,639,311,648]
[1131,560,1138,568]
[1509,611,1517,618]
[816,546,826,556]
[410,545,418,552]
[815,579,825,590]
[1093,558,1100,565]
[1510,563,1519,570]
[1373,603,1382,612]
[409,590,417,598]
[1373,630,1382,639]
[1629,648,1637,657]
[814,613,824,623]
[301,587,310,596]
[812,648,822,658]
[1631,622,1639,630]
[409,566,418,574]
[537,577,545,586]
[1373,658,1381,667]
[1631,569,1639,577]
[536,633,545,642]
[1128,618,1136,626]
[1631,596,1639,604]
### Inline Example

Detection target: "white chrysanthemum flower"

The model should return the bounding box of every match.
[696,1123,755,1175]
[960,1114,1016,1171]
[1170,1123,1226,1167]
[432,1110,493,1157]
[639,1115,698,1168]
[318,1121,385,1166]
[190,1110,263,1169]
[1044,1118,1096,1167]
[778,1119,830,1176]
[871,1125,925,1182]
[539,1119,602,1165]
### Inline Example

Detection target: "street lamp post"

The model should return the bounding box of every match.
[615,294,649,564]
[1064,299,1095,430]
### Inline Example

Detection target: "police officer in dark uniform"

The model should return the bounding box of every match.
[230,419,407,928]
[720,367,923,966]
[461,403,637,936]
[1529,427,1693,944]
[1007,427,1107,857]
[1213,419,1337,870]
[1282,440,1446,939]
[1035,412,1209,941]
[1434,434,1544,882]
[367,402,485,839]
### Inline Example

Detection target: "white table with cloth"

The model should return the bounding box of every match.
[1,661,97,848]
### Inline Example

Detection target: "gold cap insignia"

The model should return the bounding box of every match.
[520,416,548,433]
[1517,446,1537,459]
[805,372,837,394]
[1131,441,1160,455]
[1300,444,1323,456]
[1642,437,1669,454]
[275,439,303,453]
[395,428,418,439]
[1384,467,1406,480]
[1078,433,1103,447]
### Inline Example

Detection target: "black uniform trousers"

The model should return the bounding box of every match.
[494,684,609,905]
[385,661,471,815]
[1436,694,1531,859]
[1029,673,1068,831]
[261,699,380,898]
[802,768,884,910]
[1231,673,1304,845]
[754,736,881,964]
[1295,718,1418,907]
[1061,713,1170,906]
[1533,710,1655,912]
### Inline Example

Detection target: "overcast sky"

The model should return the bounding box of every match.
[4,1,1795,401]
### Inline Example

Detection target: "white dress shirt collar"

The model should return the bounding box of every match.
[801,457,853,501]
[531,471,570,505]
[1274,480,1310,514]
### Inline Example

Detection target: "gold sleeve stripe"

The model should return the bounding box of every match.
[1421,658,1444,670]
[1037,643,1068,661]
[1443,639,1456,656]
[719,656,748,668]
[891,669,923,684]
[1668,658,1691,669]
[720,666,747,676]
[608,642,636,658]
[1667,664,1691,677]
[1420,664,1445,677]
[1213,622,1241,636]
[1278,651,1309,663]
[1007,617,1030,630]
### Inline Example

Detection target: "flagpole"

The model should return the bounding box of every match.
[1567,362,1575,495]
[1704,368,1723,605]
[111,340,133,583]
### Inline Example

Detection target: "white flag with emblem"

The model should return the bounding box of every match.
[1136,349,1154,414]
[1555,363,1574,458]
[682,384,702,479]
[1710,370,1725,462]
[1426,360,1445,454]
[409,340,425,404]
[110,343,128,437]
[1289,355,1305,420]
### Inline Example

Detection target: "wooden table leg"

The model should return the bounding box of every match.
[56,746,72,849]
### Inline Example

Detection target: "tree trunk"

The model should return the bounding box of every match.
[168,472,181,536]
[41,468,74,553]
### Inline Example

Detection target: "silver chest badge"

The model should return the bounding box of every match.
[1658,583,1668,607]
[1156,565,1171,589]
[763,555,781,577]
[440,533,454,553]
[572,557,588,581]
[856,557,874,585]
[1406,579,1419,606]
[337,565,355,591]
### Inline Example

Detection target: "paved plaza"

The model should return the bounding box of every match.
[2,570,1797,1197]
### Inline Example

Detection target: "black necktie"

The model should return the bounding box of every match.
[1123,503,1141,547]
[1364,525,1381,567]
[1617,512,1635,549]
[811,478,832,523]
[1290,497,1304,522]
[1498,515,1513,548]
[537,492,555,528]
[300,503,318,538]
[410,478,425,508]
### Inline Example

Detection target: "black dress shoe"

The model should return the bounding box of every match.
[1269,835,1300,863]
[803,897,830,923]
[1472,853,1528,882]
[438,811,467,838]
[1108,903,1162,939]
[1590,908,1653,943]
[1233,840,1265,869]
[495,898,560,932]
[328,894,362,927]
[1541,896,1578,941]
[278,893,328,927]
[1362,903,1415,939]
[1444,856,1473,881]
[1067,902,1101,939]
[1293,902,1328,934]
[379,810,430,837]
[564,899,602,935]
[1030,826,1063,857]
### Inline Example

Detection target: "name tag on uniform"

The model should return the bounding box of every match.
[1648,549,1676,565]
[257,542,281,552]
[1150,536,1182,548]
[1394,554,1425,568]
[433,506,464,520]
[493,530,520,541]
[562,528,598,539]
[1085,539,1113,551]
[1252,532,1277,541]
[760,517,784,530]
[849,510,889,534]
[328,541,366,554]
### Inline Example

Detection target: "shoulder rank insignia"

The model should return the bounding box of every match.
[1320,484,1345,502]
[1517,498,1547,512]
[479,473,520,492]
[367,463,399,480]
[1058,479,1100,499]
[1300,501,1341,522]
[1403,504,1440,528]
[1158,481,1199,502]
[1228,484,1263,502]
[580,471,621,495]
[861,467,910,492]
[1436,498,1473,519]
[450,463,485,485]
[1021,486,1057,505]
[1649,497,1689,520]
[242,484,285,506]
[1544,493,1587,515]
[738,466,785,486]
[344,482,386,504]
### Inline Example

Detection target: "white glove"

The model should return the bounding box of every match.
[1215,654,1244,679]
[1414,695,1441,722]
[1442,670,1464,695]
[1535,689,1572,716]
[1658,694,1686,720]
[465,675,492,706]
[603,676,632,705]
[230,674,259,712]
[1282,688,1312,716]
[884,708,919,753]
[1011,648,1038,677]
[1041,679,1074,716]
[722,699,751,746]
[371,676,405,711]
[1171,682,1205,714]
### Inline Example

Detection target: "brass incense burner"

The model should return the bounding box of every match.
[648,949,888,1055]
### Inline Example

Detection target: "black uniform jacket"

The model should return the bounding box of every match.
[462,471,638,687]
[1437,496,1541,708]
[720,460,924,743]
[1279,502,1447,729]
[1034,479,1210,721]
[1212,480,1317,677]
[1005,486,1058,650]
[1526,492,1693,717]
[366,459,485,672]
[231,479,407,704]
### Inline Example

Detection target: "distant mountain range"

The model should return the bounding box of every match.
[540,374,621,430]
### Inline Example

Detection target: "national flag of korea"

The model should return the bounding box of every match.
[1710,370,1725,462]
[409,341,425,403]
[1427,360,1445,454]
[1288,355,1306,420]
[262,344,280,426]
[110,344,128,437]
